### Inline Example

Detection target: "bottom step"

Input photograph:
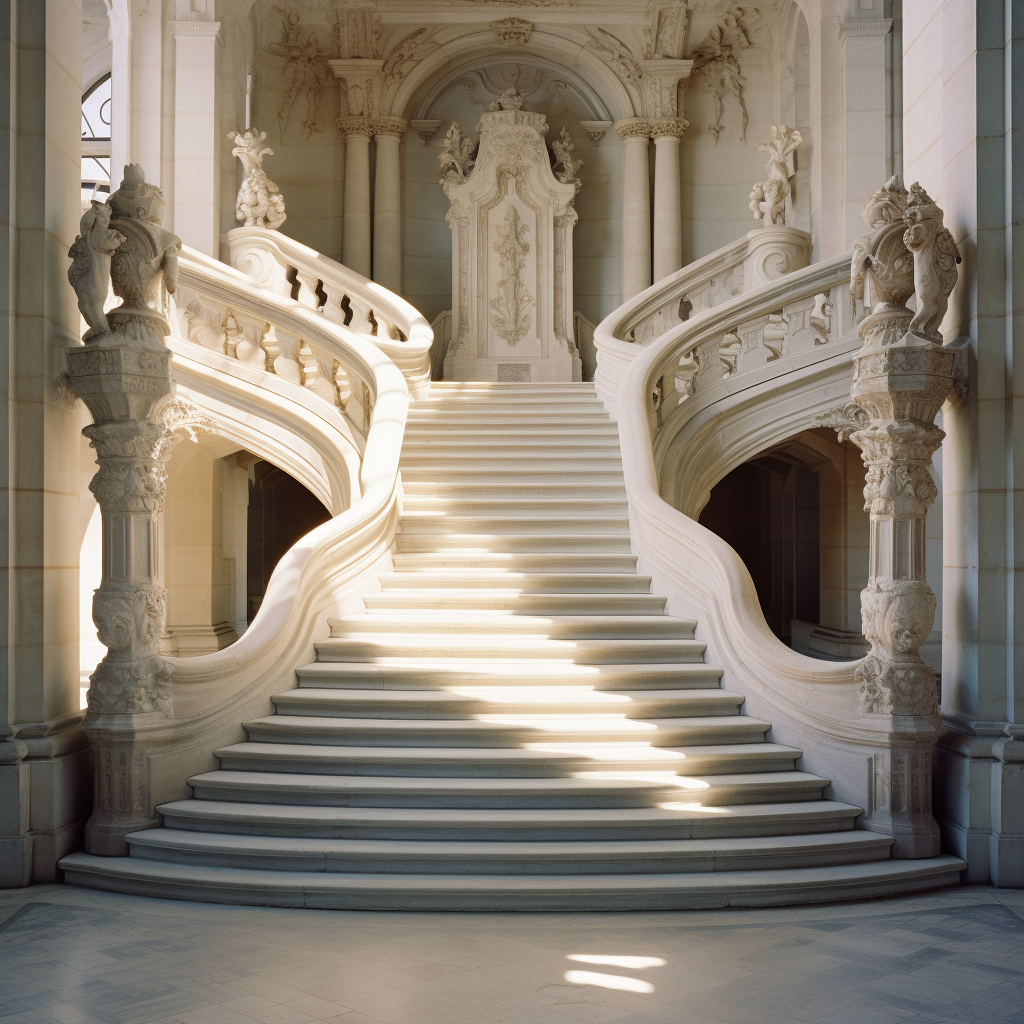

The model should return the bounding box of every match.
[59,852,965,911]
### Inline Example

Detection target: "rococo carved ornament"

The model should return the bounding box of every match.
[749,124,802,227]
[689,5,753,143]
[269,10,334,138]
[230,127,287,230]
[551,126,582,190]
[439,122,476,183]
[492,17,533,46]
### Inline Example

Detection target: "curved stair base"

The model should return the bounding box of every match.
[59,853,965,910]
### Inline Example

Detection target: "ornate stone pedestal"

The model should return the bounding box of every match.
[440,88,581,382]
[65,165,182,855]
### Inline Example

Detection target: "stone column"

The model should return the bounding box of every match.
[616,119,653,301]
[848,178,963,858]
[65,165,183,855]
[172,20,222,255]
[339,118,372,278]
[650,120,686,282]
[372,117,406,293]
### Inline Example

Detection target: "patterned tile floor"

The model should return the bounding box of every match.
[0,885,1021,1024]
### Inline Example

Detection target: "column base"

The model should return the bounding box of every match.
[86,815,162,857]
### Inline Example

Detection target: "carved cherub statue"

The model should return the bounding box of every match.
[106,164,181,314]
[67,199,125,340]
[231,127,287,230]
[749,124,802,226]
[850,175,914,315]
[902,182,961,341]
[439,122,475,183]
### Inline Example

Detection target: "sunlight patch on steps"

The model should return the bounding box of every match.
[563,971,655,994]
[567,955,667,969]
[446,686,632,704]
[476,714,658,732]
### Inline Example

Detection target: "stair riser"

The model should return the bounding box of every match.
[188,781,825,810]
[270,701,741,720]
[401,501,629,515]
[380,575,652,593]
[215,750,799,778]
[394,537,633,553]
[326,622,695,640]
[313,641,706,663]
[363,594,666,614]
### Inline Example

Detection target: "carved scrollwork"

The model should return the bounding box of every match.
[817,402,869,443]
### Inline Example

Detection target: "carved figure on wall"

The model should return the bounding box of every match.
[551,126,582,189]
[690,5,753,143]
[106,164,181,337]
[230,127,287,230]
[269,11,334,138]
[381,27,439,89]
[902,183,962,341]
[68,199,126,340]
[748,124,802,226]
[439,122,476,182]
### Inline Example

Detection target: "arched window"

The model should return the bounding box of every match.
[81,73,111,200]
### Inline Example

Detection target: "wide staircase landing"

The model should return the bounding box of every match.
[62,383,963,909]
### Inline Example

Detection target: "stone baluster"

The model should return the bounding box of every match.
[338,117,373,278]
[651,119,687,283]
[848,177,964,857]
[615,119,653,302]
[373,117,407,293]
[64,164,182,855]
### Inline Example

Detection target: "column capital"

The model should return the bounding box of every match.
[649,118,689,139]
[337,116,374,138]
[369,116,408,139]
[615,118,654,142]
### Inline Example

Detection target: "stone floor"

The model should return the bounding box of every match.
[0,885,1021,1024]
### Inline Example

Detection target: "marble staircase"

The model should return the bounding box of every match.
[61,382,963,908]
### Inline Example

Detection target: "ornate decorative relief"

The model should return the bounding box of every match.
[551,127,582,190]
[268,8,335,137]
[580,119,612,145]
[689,4,753,143]
[498,363,531,381]
[491,207,532,347]
[645,3,687,59]
[492,17,533,46]
[230,128,286,230]
[68,201,125,340]
[439,122,476,183]
[850,176,914,323]
[380,27,439,90]
[585,27,643,96]
[718,332,742,377]
[903,183,962,341]
[749,124,802,227]
[817,401,869,443]
[412,119,443,144]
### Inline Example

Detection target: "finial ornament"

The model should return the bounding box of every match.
[749,124,802,226]
[231,127,287,230]
[439,122,475,183]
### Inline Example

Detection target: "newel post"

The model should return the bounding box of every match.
[65,165,182,854]
[848,178,964,857]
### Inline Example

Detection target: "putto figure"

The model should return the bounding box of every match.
[231,128,287,230]
[67,199,125,340]
[749,123,802,226]
[902,183,962,341]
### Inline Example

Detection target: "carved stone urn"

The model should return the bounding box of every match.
[440,88,581,382]
[65,164,182,855]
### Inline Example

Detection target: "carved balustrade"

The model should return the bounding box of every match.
[223,226,432,392]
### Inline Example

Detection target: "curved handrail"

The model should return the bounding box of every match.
[595,226,811,413]
[125,247,410,800]
[223,227,433,395]
[606,252,904,812]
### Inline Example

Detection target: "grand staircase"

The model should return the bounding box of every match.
[61,382,963,909]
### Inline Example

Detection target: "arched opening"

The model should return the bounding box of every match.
[698,428,870,660]
[81,73,111,200]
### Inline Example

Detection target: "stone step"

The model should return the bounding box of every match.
[397,514,630,534]
[58,853,968,912]
[406,425,620,439]
[363,590,666,614]
[185,769,825,810]
[155,798,854,842]
[393,533,634,553]
[293,662,726,691]
[123,827,893,876]
[399,470,627,485]
[327,612,695,640]
[381,567,650,589]
[399,481,627,499]
[399,497,629,515]
[240,714,771,748]
[214,740,802,777]
[313,634,706,663]
[270,687,744,720]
